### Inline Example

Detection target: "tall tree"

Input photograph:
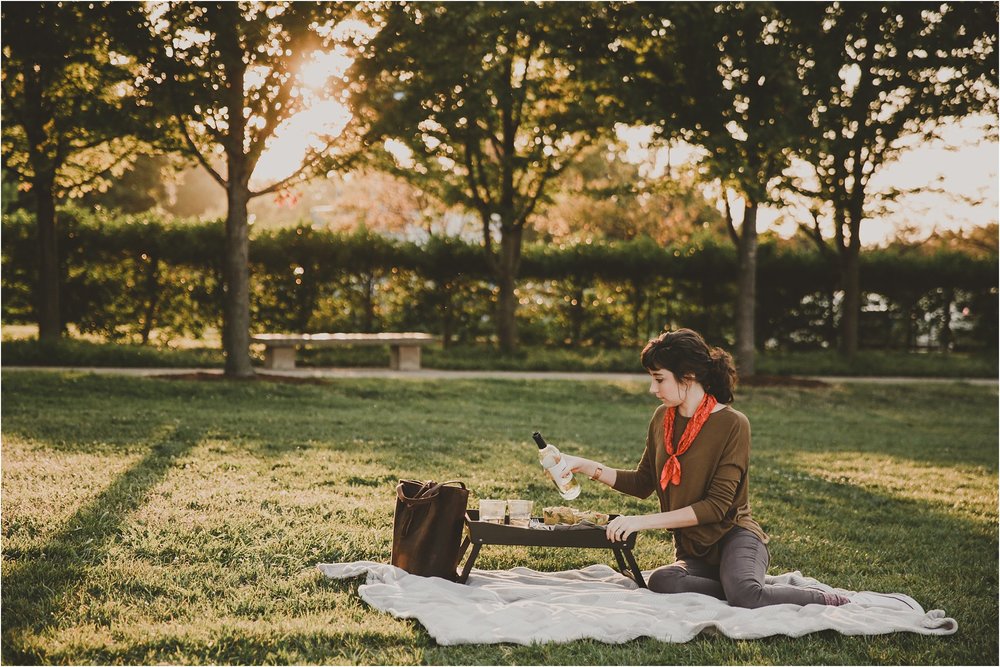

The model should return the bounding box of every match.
[795,2,998,357]
[611,2,812,375]
[1,2,147,340]
[123,1,357,376]
[348,2,615,352]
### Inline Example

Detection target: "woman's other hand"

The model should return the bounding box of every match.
[606,514,645,542]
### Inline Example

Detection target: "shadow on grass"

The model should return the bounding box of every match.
[0,372,198,454]
[33,625,432,666]
[1,424,201,664]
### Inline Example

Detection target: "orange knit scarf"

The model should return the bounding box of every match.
[660,393,718,490]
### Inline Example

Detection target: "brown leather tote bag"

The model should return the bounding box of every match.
[391,479,469,580]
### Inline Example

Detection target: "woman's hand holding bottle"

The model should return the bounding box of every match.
[533,432,582,500]
[557,453,589,475]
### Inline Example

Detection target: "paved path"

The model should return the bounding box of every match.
[2,366,996,385]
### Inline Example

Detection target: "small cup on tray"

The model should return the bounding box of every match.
[507,499,533,528]
[478,499,507,524]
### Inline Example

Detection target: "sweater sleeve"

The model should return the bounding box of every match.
[611,408,660,500]
[690,412,750,525]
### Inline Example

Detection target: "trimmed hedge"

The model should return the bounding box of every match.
[2,208,996,350]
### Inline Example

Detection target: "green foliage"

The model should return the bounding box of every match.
[1,372,997,663]
[1,207,224,343]
[616,3,810,204]
[799,3,998,201]
[77,155,173,214]
[121,2,358,193]
[755,349,998,378]
[350,2,615,226]
[1,2,149,198]
[2,211,996,351]
[539,147,726,245]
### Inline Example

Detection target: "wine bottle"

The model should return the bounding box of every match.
[533,431,581,500]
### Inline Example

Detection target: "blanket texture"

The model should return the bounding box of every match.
[317,561,956,645]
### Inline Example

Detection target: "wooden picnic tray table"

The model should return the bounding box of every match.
[457,510,646,588]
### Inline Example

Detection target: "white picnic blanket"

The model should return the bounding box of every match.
[317,561,957,645]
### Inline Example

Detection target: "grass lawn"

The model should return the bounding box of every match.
[1,371,997,664]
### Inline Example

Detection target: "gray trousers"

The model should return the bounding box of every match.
[648,527,827,608]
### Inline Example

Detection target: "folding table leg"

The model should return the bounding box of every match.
[621,546,646,588]
[457,543,481,584]
[456,535,471,565]
[611,547,628,575]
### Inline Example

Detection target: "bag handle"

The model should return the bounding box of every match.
[397,480,466,506]
[396,480,467,537]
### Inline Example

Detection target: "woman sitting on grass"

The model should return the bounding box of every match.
[559,328,855,609]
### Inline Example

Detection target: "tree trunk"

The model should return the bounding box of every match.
[223,179,254,377]
[645,284,656,339]
[23,60,62,342]
[838,213,862,359]
[838,248,861,359]
[496,271,518,354]
[825,283,838,349]
[441,284,453,349]
[34,176,62,341]
[734,201,758,377]
[904,298,917,350]
[939,288,954,351]
[362,272,375,333]
[629,279,644,344]
[139,252,160,345]
[495,227,522,354]
[570,283,584,345]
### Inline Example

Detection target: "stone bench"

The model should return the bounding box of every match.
[251,333,440,371]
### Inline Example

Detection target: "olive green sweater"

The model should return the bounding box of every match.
[612,404,768,565]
